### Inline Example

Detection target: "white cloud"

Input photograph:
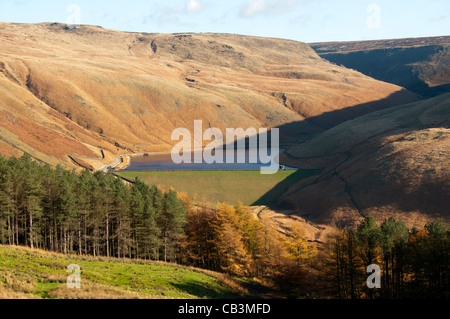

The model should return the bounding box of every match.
[186,0,204,13]
[240,0,299,18]
[240,0,267,18]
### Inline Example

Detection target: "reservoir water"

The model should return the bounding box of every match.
[124,149,295,171]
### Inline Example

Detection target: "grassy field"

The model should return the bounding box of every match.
[116,170,320,206]
[0,246,247,299]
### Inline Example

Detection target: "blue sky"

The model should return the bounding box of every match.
[0,0,449,43]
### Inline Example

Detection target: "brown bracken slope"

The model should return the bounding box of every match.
[279,93,450,229]
[0,22,418,168]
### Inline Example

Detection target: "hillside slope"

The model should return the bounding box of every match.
[311,36,450,98]
[279,93,450,228]
[0,22,417,168]
[0,245,247,299]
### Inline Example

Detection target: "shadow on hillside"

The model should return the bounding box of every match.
[252,169,321,207]
[281,88,418,132]
[261,94,450,225]
[316,45,450,98]
[227,90,421,211]
[275,147,450,225]
[234,92,450,224]
[225,89,418,150]
[424,83,450,98]
[229,89,418,212]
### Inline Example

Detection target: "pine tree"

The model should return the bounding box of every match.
[130,179,161,259]
[380,217,409,298]
[0,156,13,245]
[111,177,132,258]
[19,154,44,249]
[355,216,382,299]
[355,216,381,266]
[75,169,94,255]
[158,190,187,263]
[56,167,78,254]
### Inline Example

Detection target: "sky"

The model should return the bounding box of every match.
[0,0,449,43]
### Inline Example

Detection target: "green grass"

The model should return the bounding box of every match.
[0,246,246,299]
[116,170,320,206]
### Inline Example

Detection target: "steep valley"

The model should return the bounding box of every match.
[0,22,418,170]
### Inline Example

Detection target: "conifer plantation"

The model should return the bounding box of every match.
[0,154,187,262]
